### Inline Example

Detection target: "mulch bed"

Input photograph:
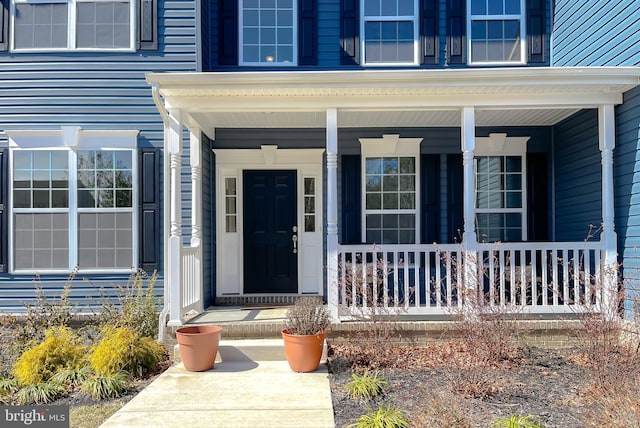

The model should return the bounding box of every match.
[327,343,592,428]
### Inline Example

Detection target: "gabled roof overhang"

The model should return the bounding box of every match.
[146,67,640,132]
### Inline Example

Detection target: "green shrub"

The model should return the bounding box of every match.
[81,372,130,400]
[0,377,18,395]
[16,381,67,405]
[344,371,388,400]
[347,405,410,428]
[13,326,87,386]
[89,326,164,377]
[492,415,545,428]
[51,366,92,388]
[96,270,160,339]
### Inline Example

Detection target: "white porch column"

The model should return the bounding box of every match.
[190,127,202,247]
[167,111,184,327]
[326,108,340,321]
[189,126,204,313]
[461,107,479,305]
[599,104,618,319]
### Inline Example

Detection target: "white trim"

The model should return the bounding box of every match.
[7,130,139,274]
[466,0,526,65]
[474,133,530,242]
[213,147,325,297]
[7,129,139,149]
[10,0,136,52]
[360,0,419,66]
[359,134,422,244]
[238,0,298,66]
[475,133,529,156]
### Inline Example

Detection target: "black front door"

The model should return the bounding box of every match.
[243,170,298,293]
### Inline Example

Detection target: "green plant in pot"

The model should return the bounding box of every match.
[282,297,330,372]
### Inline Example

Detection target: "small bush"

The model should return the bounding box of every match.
[0,377,18,395]
[51,366,92,388]
[16,381,67,405]
[13,326,87,386]
[89,326,164,377]
[96,270,160,339]
[347,405,410,428]
[284,297,330,335]
[344,371,388,400]
[491,414,545,428]
[81,372,130,400]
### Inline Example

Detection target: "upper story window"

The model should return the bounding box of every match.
[11,0,135,51]
[240,0,297,66]
[361,0,418,66]
[468,0,525,64]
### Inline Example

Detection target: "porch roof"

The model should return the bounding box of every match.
[147,67,640,135]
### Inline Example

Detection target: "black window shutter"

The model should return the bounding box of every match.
[421,154,440,243]
[219,0,238,65]
[447,0,466,65]
[0,0,8,52]
[340,0,359,65]
[341,155,361,244]
[0,148,6,272]
[138,0,158,50]
[527,153,549,240]
[527,0,545,63]
[420,0,439,65]
[298,0,317,65]
[139,148,160,272]
[446,154,463,243]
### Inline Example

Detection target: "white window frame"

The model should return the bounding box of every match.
[467,0,526,65]
[10,0,136,52]
[474,133,529,242]
[360,0,419,66]
[7,128,139,274]
[359,134,422,244]
[239,0,298,66]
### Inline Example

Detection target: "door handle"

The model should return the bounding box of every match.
[292,226,298,254]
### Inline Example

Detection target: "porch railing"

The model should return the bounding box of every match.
[180,246,203,315]
[336,241,605,317]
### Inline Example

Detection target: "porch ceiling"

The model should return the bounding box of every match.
[147,67,640,133]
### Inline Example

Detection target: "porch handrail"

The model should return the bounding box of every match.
[180,245,204,316]
[335,241,606,317]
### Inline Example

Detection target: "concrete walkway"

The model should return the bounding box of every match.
[100,338,335,428]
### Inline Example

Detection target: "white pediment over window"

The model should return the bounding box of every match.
[6,128,138,149]
[359,134,423,156]
[475,133,530,156]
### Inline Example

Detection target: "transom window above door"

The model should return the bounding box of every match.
[468,0,525,64]
[240,0,297,65]
[11,0,134,51]
[362,0,418,65]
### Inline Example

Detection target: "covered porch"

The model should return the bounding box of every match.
[146,67,640,326]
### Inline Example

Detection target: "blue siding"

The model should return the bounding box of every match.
[202,135,214,307]
[0,0,198,310]
[205,0,552,70]
[552,0,640,66]
[615,86,640,311]
[552,109,602,241]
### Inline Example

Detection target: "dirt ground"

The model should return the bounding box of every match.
[327,343,595,428]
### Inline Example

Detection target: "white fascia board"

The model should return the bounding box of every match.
[147,67,639,111]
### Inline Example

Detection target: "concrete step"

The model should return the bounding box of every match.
[173,338,329,365]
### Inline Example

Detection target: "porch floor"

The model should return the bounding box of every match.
[184,305,289,338]
[178,304,582,348]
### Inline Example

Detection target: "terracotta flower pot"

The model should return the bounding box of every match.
[282,329,326,373]
[175,325,223,372]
